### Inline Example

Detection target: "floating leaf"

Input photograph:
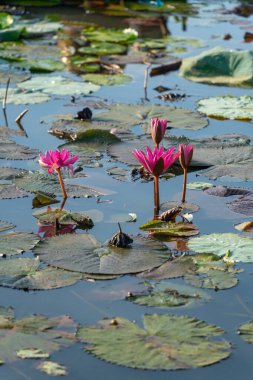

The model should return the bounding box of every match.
[197,95,253,120]
[200,162,253,181]
[13,171,105,198]
[0,232,40,257]
[180,46,253,87]
[137,255,196,280]
[17,75,100,96]
[0,13,14,29]
[140,220,199,238]
[0,139,39,160]
[128,281,210,308]
[16,348,49,359]
[0,220,15,232]
[82,26,137,44]
[36,361,68,376]
[0,68,31,84]
[33,234,170,275]
[0,88,50,104]
[238,321,253,345]
[32,191,59,208]
[82,73,132,86]
[185,268,238,290]
[0,184,29,199]
[0,167,27,180]
[0,308,76,362]
[204,185,252,198]
[0,257,40,287]
[188,233,253,263]
[160,201,200,214]
[228,196,253,216]
[187,182,214,190]
[19,58,65,73]
[77,314,231,370]
[79,42,127,56]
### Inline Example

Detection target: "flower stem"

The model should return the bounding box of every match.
[181,168,187,203]
[153,175,160,219]
[56,168,68,199]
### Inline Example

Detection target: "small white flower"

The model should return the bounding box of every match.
[123,28,138,37]
[182,213,193,223]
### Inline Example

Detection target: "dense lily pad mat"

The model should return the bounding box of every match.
[179,47,253,87]
[33,234,171,275]
[77,314,231,370]
[188,233,253,263]
[0,307,77,362]
[0,232,40,257]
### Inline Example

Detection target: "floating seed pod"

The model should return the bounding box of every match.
[109,223,133,248]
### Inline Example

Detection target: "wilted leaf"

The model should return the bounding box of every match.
[36,361,68,376]
[234,221,253,232]
[77,314,231,369]
[188,233,253,263]
[33,234,170,275]
[128,281,210,308]
[0,232,40,257]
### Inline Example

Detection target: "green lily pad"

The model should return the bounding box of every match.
[0,26,25,42]
[97,103,208,131]
[0,257,40,287]
[33,234,171,275]
[13,171,105,198]
[0,167,27,180]
[188,233,253,263]
[82,26,137,44]
[32,191,59,208]
[128,281,210,308]
[0,87,50,104]
[180,46,253,87]
[199,161,253,181]
[17,75,100,96]
[185,268,239,290]
[198,95,253,121]
[0,308,76,362]
[79,42,127,56]
[82,73,132,86]
[238,321,253,345]
[140,220,199,238]
[36,361,68,376]
[18,59,65,73]
[0,13,14,29]
[16,348,49,359]
[77,314,231,370]
[0,139,39,160]
[33,208,94,229]
[21,20,62,37]
[6,0,61,6]
[0,184,29,199]
[0,232,40,257]
[0,220,15,232]
[137,255,196,280]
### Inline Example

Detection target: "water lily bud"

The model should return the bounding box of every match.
[109,223,133,248]
[151,118,167,146]
[179,144,194,169]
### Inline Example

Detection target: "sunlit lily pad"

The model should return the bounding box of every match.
[0,220,15,232]
[197,95,253,120]
[188,233,253,263]
[187,182,214,190]
[0,139,39,160]
[137,255,196,280]
[128,281,210,308]
[97,103,208,131]
[33,234,171,275]
[33,208,94,229]
[0,12,14,29]
[13,171,105,198]
[238,321,253,345]
[0,88,50,104]
[36,361,68,376]
[17,75,100,96]
[79,42,127,56]
[16,348,49,359]
[140,220,199,237]
[82,73,132,86]
[77,314,231,370]
[0,184,29,199]
[0,232,40,257]
[82,26,137,44]
[0,308,76,362]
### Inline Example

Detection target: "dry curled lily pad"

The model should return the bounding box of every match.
[137,255,196,280]
[0,139,39,160]
[77,314,231,370]
[238,321,253,345]
[197,95,253,120]
[36,361,68,376]
[234,221,253,232]
[97,103,208,131]
[13,171,105,198]
[0,232,40,257]
[188,233,253,263]
[127,281,210,308]
[0,308,77,362]
[0,220,15,232]
[33,234,170,275]
[0,184,29,199]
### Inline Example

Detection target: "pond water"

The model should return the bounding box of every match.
[1,0,253,378]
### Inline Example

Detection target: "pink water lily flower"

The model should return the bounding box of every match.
[179,144,193,169]
[151,118,167,147]
[132,146,180,177]
[39,149,78,174]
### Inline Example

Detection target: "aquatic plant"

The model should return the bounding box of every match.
[150,117,167,148]
[179,143,194,203]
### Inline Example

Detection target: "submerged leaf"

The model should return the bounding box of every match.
[77,314,231,369]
